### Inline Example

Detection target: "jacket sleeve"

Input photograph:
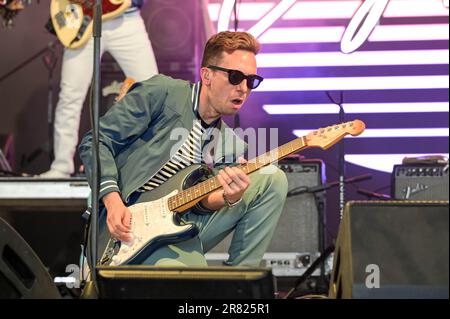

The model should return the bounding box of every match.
[78,76,166,200]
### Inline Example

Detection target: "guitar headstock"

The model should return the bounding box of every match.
[115,77,136,102]
[305,119,366,150]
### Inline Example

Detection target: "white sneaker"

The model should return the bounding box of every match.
[38,169,71,179]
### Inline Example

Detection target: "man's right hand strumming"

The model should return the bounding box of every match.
[102,192,133,242]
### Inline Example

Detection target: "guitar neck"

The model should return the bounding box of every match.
[167,136,307,211]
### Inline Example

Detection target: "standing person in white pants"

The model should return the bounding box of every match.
[40,2,158,178]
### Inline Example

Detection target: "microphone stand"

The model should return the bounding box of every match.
[287,174,372,198]
[0,41,58,84]
[326,91,345,220]
[89,0,102,288]
[42,47,58,164]
[357,188,391,200]
[285,173,372,298]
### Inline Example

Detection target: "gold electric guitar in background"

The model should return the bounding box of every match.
[50,0,131,49]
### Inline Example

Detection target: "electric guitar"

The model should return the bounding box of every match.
[50,0,131,49]
[99,120,366,266]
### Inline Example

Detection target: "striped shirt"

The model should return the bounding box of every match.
[137,120,206,192]
[136,80,216,195]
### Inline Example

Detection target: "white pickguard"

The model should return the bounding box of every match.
[108,190,192,266]
[63,4,83,30]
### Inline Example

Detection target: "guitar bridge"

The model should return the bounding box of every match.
[100,239,121,265]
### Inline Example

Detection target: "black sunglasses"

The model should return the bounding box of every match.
[207,65,264,90]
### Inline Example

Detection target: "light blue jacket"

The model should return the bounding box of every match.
[79,75,247,204]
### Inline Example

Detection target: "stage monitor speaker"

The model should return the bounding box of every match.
[0,217,60,298]
[272,159,325,254]
[0,198,86,278]
[329,201,449,299]
[96,266,275,299]
[392,164,449,200]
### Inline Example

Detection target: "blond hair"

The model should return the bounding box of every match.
[201,31,260,67]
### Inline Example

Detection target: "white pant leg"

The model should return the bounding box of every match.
[51,39,98,175]
[103,11,158,81]
[50,11,156,175]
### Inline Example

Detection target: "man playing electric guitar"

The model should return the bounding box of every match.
[39,0,159,178]
[79,31,289,267]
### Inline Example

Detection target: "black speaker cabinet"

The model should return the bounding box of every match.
[329,201,449,299]
[0,217,60,298]
[0,198,86,278]
[96,266,274,299]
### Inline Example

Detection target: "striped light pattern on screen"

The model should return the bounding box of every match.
[208,1,449,20]
[208,0,449,173]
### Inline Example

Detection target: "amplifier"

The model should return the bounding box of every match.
[207,158,326,276]
[205,252,333,277]
[329,201,449,299]
[392,164,449,200]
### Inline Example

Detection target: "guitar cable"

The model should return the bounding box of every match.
[80,207,92,288]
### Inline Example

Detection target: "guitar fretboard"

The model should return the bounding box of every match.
[167,136,306,211]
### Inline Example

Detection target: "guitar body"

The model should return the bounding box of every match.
[98,164,212,266]
[50,0,131,49]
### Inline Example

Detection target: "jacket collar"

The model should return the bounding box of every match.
[191,81,201,114]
